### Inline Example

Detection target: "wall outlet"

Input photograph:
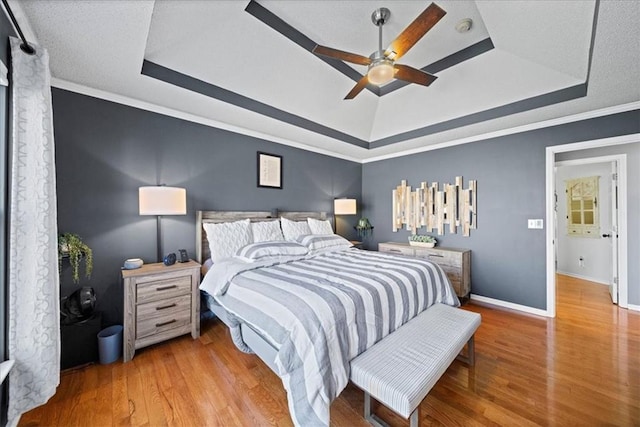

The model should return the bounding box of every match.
[528,219,544,229]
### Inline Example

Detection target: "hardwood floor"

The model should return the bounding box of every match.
[20,274,639,426]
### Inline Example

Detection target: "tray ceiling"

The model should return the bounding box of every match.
[10,0,640,161]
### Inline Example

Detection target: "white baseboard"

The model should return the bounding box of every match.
[556,271,608,285]
[470,294,551,317]
[627,304,640,312]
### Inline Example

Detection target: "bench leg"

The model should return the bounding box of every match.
[409,408,419,427]
[364,391,372,420]
[456,335,475,366]
[363,392,393,427]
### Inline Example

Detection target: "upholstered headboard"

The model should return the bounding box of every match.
[195,210,328,264]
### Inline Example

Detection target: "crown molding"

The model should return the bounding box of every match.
[363,101,640,163]
[51,78,639,165]
[50,78,362,163]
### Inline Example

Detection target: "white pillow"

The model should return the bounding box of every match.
[307,218,333,235]
[251,220,284,242]
[280,217,312,241]
[295,234,353,254]
[235,241,308,262]
[203,219,252,262]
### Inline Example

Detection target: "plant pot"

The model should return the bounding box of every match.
[409,241,435,248]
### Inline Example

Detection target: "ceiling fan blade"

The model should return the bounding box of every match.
[313,45,372,66]
[384,3,446,61]
[394,64,437,86]
[344,75,370,100]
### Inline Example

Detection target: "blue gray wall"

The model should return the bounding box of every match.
[52,88,362,324]
[362,111,640,310]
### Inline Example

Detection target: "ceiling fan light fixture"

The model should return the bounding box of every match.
[368,59,394,86]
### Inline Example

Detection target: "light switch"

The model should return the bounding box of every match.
[528,219,544,229]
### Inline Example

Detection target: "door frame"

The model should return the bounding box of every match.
[555,156,622,298]
[545,133,637,317]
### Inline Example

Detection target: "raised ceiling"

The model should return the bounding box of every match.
[9,0,640,161]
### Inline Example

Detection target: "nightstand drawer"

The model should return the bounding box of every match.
[136,294,191,322]
[136,309,191,340]
[378,244,414,256]
[136,276,191,304]
[416,249,461,268]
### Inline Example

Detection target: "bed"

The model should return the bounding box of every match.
[196,210,459,427]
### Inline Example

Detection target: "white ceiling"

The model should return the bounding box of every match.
[8,0,640,161]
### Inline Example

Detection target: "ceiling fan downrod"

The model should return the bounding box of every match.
[367,7,394,85]
[371,7,391,55]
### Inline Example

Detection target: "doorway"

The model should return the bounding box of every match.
[545,134,636,317]
[555,157,619,303]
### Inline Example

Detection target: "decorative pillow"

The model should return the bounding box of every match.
[203,219,252,262]
[280,217,312,241]
[295,234,353,253]
[235,241,308,262]
[251,220,284,243]
[307,218,333,235]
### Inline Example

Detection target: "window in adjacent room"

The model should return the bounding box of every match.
[566,176,600,237]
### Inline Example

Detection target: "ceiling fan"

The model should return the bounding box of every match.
[312,3,446,100]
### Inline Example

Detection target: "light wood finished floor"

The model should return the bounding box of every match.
[20,275,639,426]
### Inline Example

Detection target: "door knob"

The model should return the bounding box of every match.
[602,234,611,238]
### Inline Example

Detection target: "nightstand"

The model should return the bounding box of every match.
[122,260,201,362]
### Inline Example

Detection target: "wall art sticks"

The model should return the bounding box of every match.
[392,177,476,236]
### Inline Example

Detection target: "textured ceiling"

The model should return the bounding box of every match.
[8,0,640,161]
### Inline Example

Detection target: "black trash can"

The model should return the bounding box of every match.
[60,312,102,369]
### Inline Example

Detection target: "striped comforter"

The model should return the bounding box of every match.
[200,248,459,426]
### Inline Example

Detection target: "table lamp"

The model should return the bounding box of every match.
[139,186,186,262]
[334,198,357,237]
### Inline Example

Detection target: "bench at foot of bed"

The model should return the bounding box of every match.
[350,303,481,427]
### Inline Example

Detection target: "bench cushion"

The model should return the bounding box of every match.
[350,303,481,418]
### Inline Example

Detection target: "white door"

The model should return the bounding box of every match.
[607,161,619,304]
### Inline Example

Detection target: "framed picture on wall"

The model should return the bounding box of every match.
[257,152,282,189]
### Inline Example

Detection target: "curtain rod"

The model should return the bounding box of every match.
[1,0,35,55]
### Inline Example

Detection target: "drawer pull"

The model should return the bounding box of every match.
[156,285,177,291]
[388,249,402,253]
[155,319,177,328]
[428,254,444,258]
[156,303,177,311]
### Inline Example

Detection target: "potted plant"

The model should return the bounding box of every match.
[408,234,437,248]
[355,217,374,238]
[58,233,93,284]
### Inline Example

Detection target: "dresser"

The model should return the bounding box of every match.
[378,242,471,301]
[122,260,201,362]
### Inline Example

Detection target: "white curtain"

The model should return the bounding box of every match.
[7,37,60,426]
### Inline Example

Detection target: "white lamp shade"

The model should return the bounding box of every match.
[334,198,357,215]
[139,186,187,215]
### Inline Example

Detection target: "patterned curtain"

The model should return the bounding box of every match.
[7,38,59,426]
